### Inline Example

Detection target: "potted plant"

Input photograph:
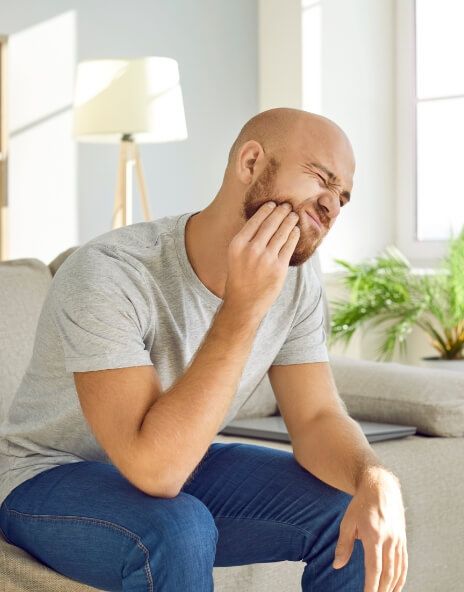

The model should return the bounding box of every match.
[328,228,464,371]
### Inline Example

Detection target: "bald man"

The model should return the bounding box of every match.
[0,108,407,592]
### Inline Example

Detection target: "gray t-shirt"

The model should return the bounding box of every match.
[0,210,328,507]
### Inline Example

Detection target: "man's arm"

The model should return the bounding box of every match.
[267,361,393,495]
[74,303,261,498]
[74,203,298,497]
[136,202,299,495]
[136,302,262,494]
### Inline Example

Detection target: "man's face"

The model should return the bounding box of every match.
[241,142,354,266]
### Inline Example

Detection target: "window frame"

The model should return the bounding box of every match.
[395,0,449,266]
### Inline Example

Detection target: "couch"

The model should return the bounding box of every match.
[1,245,463,592]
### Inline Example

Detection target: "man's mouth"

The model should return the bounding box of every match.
[305,210,322,229]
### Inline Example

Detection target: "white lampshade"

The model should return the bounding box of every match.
[73,56,188,143]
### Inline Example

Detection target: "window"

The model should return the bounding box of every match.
[396,0,463,263]
[415,0,464,241]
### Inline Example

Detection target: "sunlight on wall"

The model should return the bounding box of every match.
[8,11,77,263]
[314,0,395,274]
[301,0,321,114]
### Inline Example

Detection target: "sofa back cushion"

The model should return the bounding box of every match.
[0,259,51,419]
[330,353,464,437]
[48,246,80,277]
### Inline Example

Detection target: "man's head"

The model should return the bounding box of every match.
[225,108,355,266]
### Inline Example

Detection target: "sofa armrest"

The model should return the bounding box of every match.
[329,354,464,437]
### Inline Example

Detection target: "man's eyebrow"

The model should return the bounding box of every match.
[309,161,351,202]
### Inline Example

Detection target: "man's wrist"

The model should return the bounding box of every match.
[219,299,265,329]
[355,464,401,494]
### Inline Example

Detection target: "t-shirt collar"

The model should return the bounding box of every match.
[173,211,223,309]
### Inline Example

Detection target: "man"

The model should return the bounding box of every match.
[0,108,407,591]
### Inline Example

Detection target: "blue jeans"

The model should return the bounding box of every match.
[0,442,364,591]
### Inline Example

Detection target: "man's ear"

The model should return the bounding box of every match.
[235,140,265,185]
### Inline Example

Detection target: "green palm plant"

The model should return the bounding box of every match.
[328,228,464,361]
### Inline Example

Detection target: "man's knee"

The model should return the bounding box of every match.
[143,492,218,559]
[118,493,218,589]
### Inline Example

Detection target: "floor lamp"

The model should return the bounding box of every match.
[73,57,188,229]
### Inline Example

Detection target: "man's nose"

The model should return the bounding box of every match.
[317,192,340,221]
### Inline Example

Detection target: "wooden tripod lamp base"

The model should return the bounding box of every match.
[112,134,152,230]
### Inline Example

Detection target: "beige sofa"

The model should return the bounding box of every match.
[1,246,463,592]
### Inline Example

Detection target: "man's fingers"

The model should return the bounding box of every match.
[391,543,404,592]
[278,226,300,263]
[388,541,403,592]
[332,515,356,569]
[236,201,277,242]
[392,541,408,592]
[377,538,397,592]
[363,541,382,592]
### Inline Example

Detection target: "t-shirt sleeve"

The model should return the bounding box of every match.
[50,244,153,373]
[271,261,329,365]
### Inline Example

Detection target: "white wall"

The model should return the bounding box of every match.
[258,0,438,366]
[1,0,258,263]
[259,0,302,111]
[259,0,396,274]
[320,0,396,273]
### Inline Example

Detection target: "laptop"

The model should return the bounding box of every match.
[219,415,417,443]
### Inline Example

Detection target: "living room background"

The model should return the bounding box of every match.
[0,0,258,262]
[0,0,452,364]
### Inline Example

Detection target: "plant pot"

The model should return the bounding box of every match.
[421,356,464,372]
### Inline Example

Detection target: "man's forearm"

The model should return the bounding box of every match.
[292,411,397,496]
[137,301,262,494]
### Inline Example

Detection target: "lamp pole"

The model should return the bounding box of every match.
[112,134,152,230]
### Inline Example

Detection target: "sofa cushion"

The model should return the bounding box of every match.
[235,374,278,419]
[0,259,51,418]
[0,535,99,592]
[330,354,464,437]
[48,246,80,277]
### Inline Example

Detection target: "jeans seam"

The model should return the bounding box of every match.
[215,513,317,542]
[5,508,154,592]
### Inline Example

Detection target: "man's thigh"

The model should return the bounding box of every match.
[181,441,358,567]
[0,461,218,591]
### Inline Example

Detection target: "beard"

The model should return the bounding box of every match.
[241,156,325,266]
